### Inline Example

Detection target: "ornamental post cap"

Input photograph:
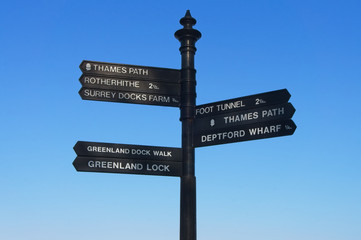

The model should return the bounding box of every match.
[175,10,201,41]
[180,10,197,28]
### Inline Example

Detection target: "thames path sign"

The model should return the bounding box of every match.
[194,102,295,132]
[79,60,181,82]
[73,10,297,240]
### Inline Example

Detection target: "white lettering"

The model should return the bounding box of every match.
[146,164,171,172]
[131,149,151,156]
[248,124,282,135]
[88,160,144,170]
[196,106,214,116]
[128,67,149,76]
[201,130,246,143]
[93,64,127,73]
[216,101,245,112]
[262,107,285,117]
[149,95,170,103]
[118,92,147,101]
[83,89,115,99]
[153,150,172,157]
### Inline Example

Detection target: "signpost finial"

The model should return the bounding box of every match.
[175,10,201,41]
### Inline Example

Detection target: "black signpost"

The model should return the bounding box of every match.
[73,10,297,240]
[175,11,201,240]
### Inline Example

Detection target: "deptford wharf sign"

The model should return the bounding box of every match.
[194,119,296,147]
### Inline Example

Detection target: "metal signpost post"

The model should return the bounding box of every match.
[175,10,201,240]
[73,10,296,240]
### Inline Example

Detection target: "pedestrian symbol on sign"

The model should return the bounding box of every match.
[86,63,91,71]
[210,119,215,127]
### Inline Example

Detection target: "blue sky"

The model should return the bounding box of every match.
[1,0,360,239]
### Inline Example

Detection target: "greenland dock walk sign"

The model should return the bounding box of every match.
[79,60,181,107]
[73,141,182,177]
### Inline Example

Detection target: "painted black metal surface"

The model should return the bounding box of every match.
[175,10,201,240]
[195,102,295,132]
[74,141,182,161]
[79,74,180,95]
[73,156,182,177]
[195,89,291,118]
[79,87,180,107]
[80,60,180,83]
[194,119,297,148]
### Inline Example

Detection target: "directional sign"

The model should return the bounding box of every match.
[193,119,296,148]
[79,74,180,95]
[195,89,291,118]
[80,60,180,83]
[73,157,182,177]
[74,141,182,162]
[194,103,295,132]
[79,87,180,107]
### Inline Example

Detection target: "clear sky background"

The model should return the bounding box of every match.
[1,0,360,240]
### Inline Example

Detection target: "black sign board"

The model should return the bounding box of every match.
[195,89,291,118]
[74,141,182,162]
[73,156,182,177]
[80,60,180,83]
[79,87,180,107]
[79,74,180,95]
[195,103,295,132]
[194,119,296,148]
